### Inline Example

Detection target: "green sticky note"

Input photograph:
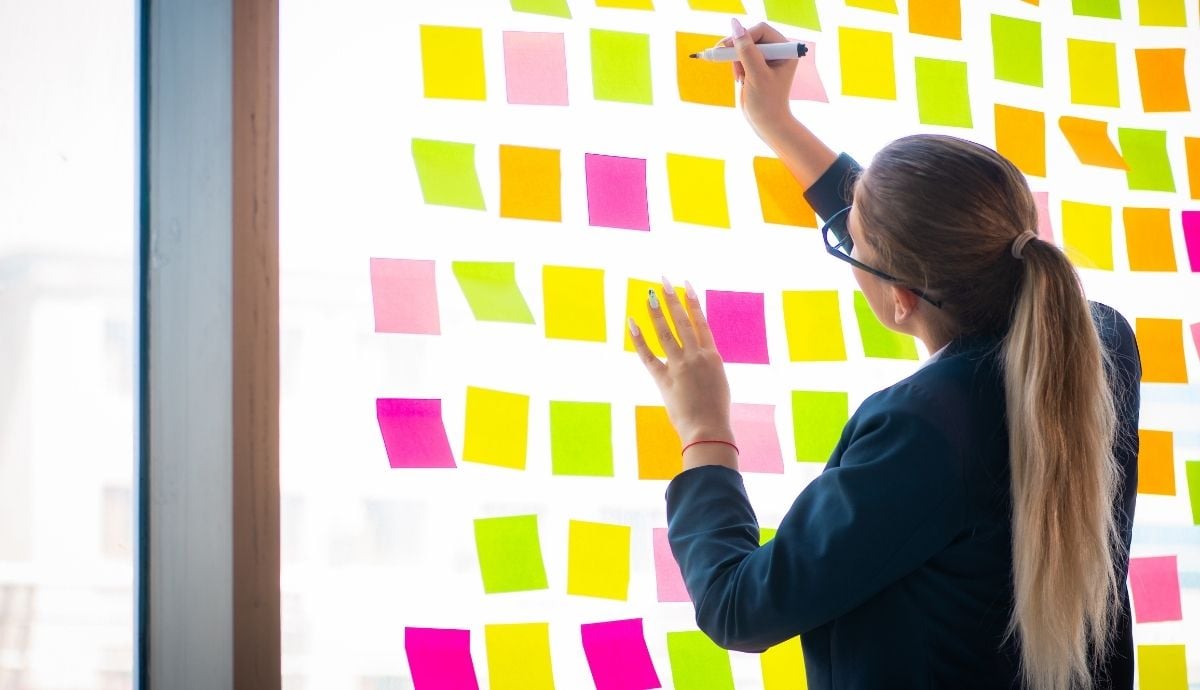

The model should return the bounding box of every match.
[915,58,972,127]
[666,631,735,690]
[451,262,535,324]
[1186,461,1200,525]
[510,0,572,17]
[1137,645,1187,690]
[759,527,777,545]
[473,515,549,594]
[411,139,485,210]
[591,29,653,105]
[990,15,1042,87]
[764,0,821,29]
[1138,0,1186,26]
[853,291,919,359]
[1118,128,1176,193]
[792,391,849,463]
[1072,0,1121,18]
[549,401,614,476]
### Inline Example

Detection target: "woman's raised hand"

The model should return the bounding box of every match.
[719,19,801,148]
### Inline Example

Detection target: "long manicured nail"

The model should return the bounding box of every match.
[731,17,746,39]
[661,276,674,294]
[628,318,640,336]
[684,280,697,301]
[648,289,659,310]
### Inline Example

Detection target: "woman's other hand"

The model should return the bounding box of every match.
[720,19,801,150]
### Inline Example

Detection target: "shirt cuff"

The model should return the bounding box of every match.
[803,152,863,222]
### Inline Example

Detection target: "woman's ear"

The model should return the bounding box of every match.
[891,285,921,326]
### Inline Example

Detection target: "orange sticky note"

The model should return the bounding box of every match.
[1135,48,1191,113]
[1187,137,1200,200]
[1137,318,1189,383]
[1124,208,1177,272]
[1138,429,1176,495]
[636,406,682,479]
[499,145,562,222]
[909,0,961,39]
[1059,117,1128,170]
[677,32,735,107]
[995,104,1046,177]
[753,157,817,227]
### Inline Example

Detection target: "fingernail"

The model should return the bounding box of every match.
[628,317,640,336]
[731,17,746,39]
[685,281,697,300]
[661,276,674,293]
[648,289,659,310]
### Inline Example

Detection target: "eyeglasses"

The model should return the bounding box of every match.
[821,206,943,309]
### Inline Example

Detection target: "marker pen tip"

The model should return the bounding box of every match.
[688,53,699,58]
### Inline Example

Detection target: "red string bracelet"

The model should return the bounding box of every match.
[681,440,739,456]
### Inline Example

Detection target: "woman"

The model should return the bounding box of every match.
[628,19,1142,689]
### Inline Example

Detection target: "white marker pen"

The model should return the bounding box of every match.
[689,41,809,62]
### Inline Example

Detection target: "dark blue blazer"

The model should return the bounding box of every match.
[666,154,1141,688]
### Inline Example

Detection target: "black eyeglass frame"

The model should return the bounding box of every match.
[820,206,944,309]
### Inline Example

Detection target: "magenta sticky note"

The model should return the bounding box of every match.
[1183,210,1200,271]
[585,153,650,231]
[706,290,770,364]
[377,398,457,468]
[789,40,828,102]
[731,403,784,473]
[1033,191,1054,243]
[503,31,569,106]
[1129,555,1182,623]
[405,627,481,690]
[370,258,440,334]
[581,618,662,690]
[653,528,689,602]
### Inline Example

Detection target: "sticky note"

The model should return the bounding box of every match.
[591,29,653,105]
[1138,0,1187,25]
[1067,39,1119,107]
[543,265,606,342]
[473,515,549,593]
[653,527,689,602]
[688,0,745,10]
[914,58,972,128]
[782,290,847,361]
[1138,429,1176,495]
[585,154,650,231]
[1032,191,1055,243]
[1137,318,1189,383]
[550,401,614,476]
[1058,117,1127,170]
[411,139,485,210]
[625,279,689,357]
[511,0,572,18]
[451,262,535,324]
[1072,0,1121,18]
[666,631,735,690]
[990,15,1042,87]
[789,40,829,102]
[370,258,440,334]
[839,27,896,100]
[568,520,632,600]
[706,291,769,364]
[995,105,1046,177]
[581,619,662,690]
[854,291,919,359]
[1186,212,1200,270]
[463,386,530,470]
[676,32,735,107]
[405,628,480,690]
[1123,208,1176,272]
[847,0,897,11]
[731,403,785,473]
[1118,128,1176,193]
[1061,201,1114,270]
[1128,556,1183,623]
[1187,461,1200,525]
[1137,645,1188,690]
[910,0,961,39]
[759,527,777,545]
[485,623,555,690]
[597,0,655,8]
[376,399,456,469]
[503,32,569,106]
[792,390,849,462]
[666,153,731,228]
[753,157,817,226]
[1193,322,1200,357]
[636,405,683,479]
[420,26,486,101]
[500,145,561,222]
[765,0,821,29]
[762,637,807,690]
[1135,49,1190,112]
[1186,138,1200,200]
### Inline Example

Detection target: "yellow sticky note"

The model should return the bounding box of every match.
[636,405,683,479]
[1137,318,1189,383]
[1135,48,1191,113]
[677,32,736,107]
[500,145,561,222]
[666,153,730,228]
[839,28,896,100]
[782,291,847,361]
[762,637,807,690]
[753,157,816,227]
[1061,201,1114,270]
[909,0,961,39]
[598,0,655,7]
[421,25,486,101]
[543,266,607,342]
[463,386,530,469]
[1123,208,1177,272]
[1138,0,1187,26]
[847,0,898,11]
[1138,644,1188,690]
[1138,429,1176,495]
[688,0,746,12]
[995,104,1046,177]
[1059,117,1128,170]
[567,520,632,600]
[485,623,556,690]
[625,279,689,357]
[1067,39,1119,107]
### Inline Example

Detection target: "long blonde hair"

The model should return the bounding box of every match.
[855,135,1122,690]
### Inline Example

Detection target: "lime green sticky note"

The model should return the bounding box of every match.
[782,291,847,361]
[567,520,631,600]
[543,265,606,342]
[764,0,821,29]
[792,391,849,463]
[839,27,896,100]
[452,262,535,324]
[1067,39,1119,107]
[411,139,485,210]
[914,58,972,127]
[420,26,486,100]
[1138,0,1186,26]
[464,386,531,469]
[847,0,898,11]
[666,631,735,690]
[473,515,548,593]
[1186,461,1200,525]
[759,527,777,545]
[853,292,919,359]
[511,0,572,18]
[1061,201,1114,270]
[485,623,556,690]
[1072,0,1121,18]
[549,401,614,477]
[1137,645,1187,690]
[666,153,730,228]
[990,15,1042,87]
[1118,128,1176,193]
[591,29,653,105]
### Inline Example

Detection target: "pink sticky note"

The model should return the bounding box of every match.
[581,618,662,690]
[1183,210,1200,271]
[377,398,457,468]
[370,258,440,334]
[731,403,784,473]
[405,627,480,690]
[706,290,770,364]
[789,40,828,102]
[1129,555,1183,623]
[653,528,689,602]
[1033,191,1055,243]
[585,153,651,231]
[503,31,569,106]
[1191,323,1200,360]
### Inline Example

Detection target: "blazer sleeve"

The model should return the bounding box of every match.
[803,152,864,221]
[665,391,965,653]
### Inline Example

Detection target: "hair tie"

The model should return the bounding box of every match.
[1011,230,1038,260]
